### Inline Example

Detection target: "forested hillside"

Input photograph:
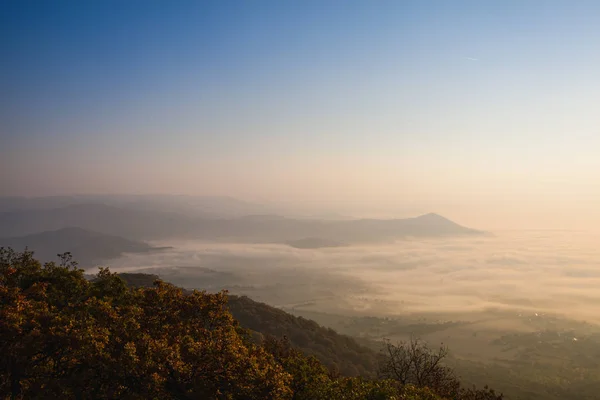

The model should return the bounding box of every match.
[119,272,380,377]
[1,248,501,399]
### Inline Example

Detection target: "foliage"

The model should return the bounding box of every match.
[261,335,442,400]
[118,272,381,377]
[228,294,380,377]
[0,248,291,399]
[379,338,502,400]
[379,338,459,398]
[113,272,161,288]
[1,248,498,400]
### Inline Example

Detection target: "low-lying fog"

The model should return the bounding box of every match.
[99,230,600,324]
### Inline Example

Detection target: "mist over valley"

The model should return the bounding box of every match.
[5,196,600,399]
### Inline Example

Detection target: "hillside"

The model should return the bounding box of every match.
[231,295,380,376]
[2,248,503,399]
[117,272,379,377]
[0,203,483,243]
[0,227,160,266]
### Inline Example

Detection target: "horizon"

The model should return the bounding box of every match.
[2,193,600,234]
[3,1,600,231]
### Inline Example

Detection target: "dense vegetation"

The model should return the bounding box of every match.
[118,272,381,377]
[1,249,500,399]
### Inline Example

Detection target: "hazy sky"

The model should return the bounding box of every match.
[2,1,600,229]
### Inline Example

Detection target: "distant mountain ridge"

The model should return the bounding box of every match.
[0,195,358,220]
[0,227,160,266]
[0,203,483,244]
[0,195,268,218]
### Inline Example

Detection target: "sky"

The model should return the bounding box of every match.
[2,0,600,230]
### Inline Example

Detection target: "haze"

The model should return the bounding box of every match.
[108,231,600,323]
[5,2,600,398]
[3,1,600,230]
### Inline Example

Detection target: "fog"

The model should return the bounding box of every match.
[101,230,600,324]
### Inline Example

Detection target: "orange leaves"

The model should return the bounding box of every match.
[1,250,294,399]
[0,249,451,399]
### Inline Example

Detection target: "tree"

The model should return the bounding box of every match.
[379,337,460,398]
[1,248,498,400]
[0,248,292,399]
[379,337,503,400]
[261,335,442,400]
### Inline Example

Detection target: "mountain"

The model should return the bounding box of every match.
[0,195,349,220]
[0,195,268,217]
[0,203,197,239]
[0,203,483,243]
[0,227,159,266]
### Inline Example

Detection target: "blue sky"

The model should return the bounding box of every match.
[2,1,600,228]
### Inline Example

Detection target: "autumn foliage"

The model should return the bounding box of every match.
[1,248,498,399]
[1,249,290,399]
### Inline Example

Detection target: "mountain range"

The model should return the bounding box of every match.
[0,202,483,244]
[0,195,267,217]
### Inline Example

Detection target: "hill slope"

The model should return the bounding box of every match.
[0,227,158,266]
[117,272,380,377]
[3,250,454,400]
[228,295,380,376]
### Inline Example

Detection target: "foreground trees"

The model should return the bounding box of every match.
[379,338,459,397]
[380,339,502,400]
[0,248,290,399]
[1,248,499,399]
